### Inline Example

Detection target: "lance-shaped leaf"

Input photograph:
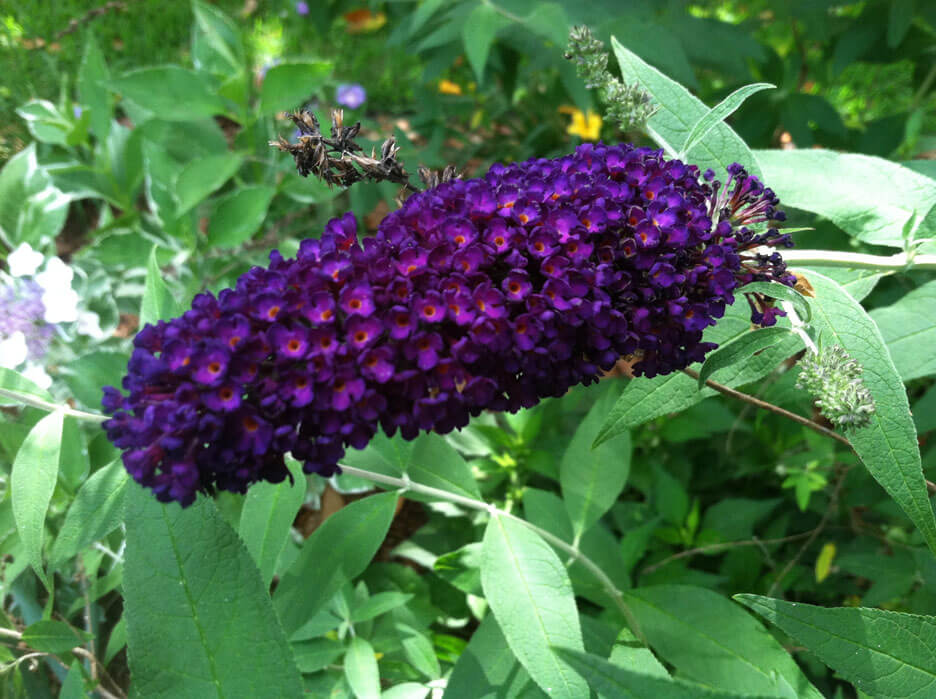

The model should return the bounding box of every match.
[623,585,822,697]
[802,270,936,553]
[12,409,64,591]
[756,149,936,247]
[123,485,303,698]
[238,458,305,587]
[739,281,812,321]
[50,458,128,568]
[273,491,398,637]
[869,279,936,381]
[594,302,801,445]
[141,246,182,326]
[698,327,797,389]
[736,595,936,699]
[612,36,759,179]
[556,648,775,699]
[444,614,544,698]
[560,385,630,539]
[462,3,507,83]
[680,82,775,158]
[481,514,588,698]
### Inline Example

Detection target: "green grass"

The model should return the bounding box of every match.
[0,0,242,158]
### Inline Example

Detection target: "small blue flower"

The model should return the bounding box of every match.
[295,1,309,16]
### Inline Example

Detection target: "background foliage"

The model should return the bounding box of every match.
[0,0,935,697]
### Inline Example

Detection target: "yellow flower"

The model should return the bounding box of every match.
[560,106,602,141]
[343,9,387,34]
[438,80,463,96]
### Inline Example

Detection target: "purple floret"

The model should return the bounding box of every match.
[103,144,793,506]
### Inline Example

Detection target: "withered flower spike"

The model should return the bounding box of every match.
[418,164,461,190]
[271,109,418,193]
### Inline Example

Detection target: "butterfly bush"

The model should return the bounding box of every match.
[103,143,793,505]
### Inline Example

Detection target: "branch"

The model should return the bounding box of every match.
[0,389,107,423]
[768,466,850,596]
[681,368,850,447]
[336,463,642,636]
[641,531,816,576]
[782,249,936,272]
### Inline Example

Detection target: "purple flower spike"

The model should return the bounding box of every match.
[336,83,366,109]
[104,143,792,506]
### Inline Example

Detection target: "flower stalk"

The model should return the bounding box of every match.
[337,463,636,626]
[782,249,936,272]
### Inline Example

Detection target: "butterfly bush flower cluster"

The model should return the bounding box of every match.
[103,143,793,505]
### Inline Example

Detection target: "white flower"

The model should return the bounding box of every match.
[21,364,52,390]
[77,310,108,340]
[0,331,28,369]
[7,243,44,278]
[41,286,80,324]
[35,257,74,292]
[34,257,78,324]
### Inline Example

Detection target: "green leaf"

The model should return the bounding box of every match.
[141,246,182,326]
[382,683,431,699]
[206,185,276,248]
[521,3,570,47]
[238,458,304,587]
[738,281,811,321]
[61,351,128,410]
[21,620,92,654]
[444,614,545,699]
[0,143,70,248]
[594,302,801,444]
[11,409,64,591]
[349,591,412,623]
[433,543,483,596]
[174,153,244,216]
[803,270,936,553]
[399,624,441,679]
[481,514,588,699]
[104,616,127,665]
[611,36,759,179]
[344,637,380,699]
[560,386,631,539]
[600,19,697,90]
[755,150,936,247]
[462,4,505,83]
[698,327,794,389]
[259,61,332,114]
[273,492,398,637]
[680,83,774,158]
[142,139,183,226]
[870,279,936,381]
[0,367,54,406]
[609,628,669,679]
[59,661,85,699]
[123,484,303,698]
[110,66,226,121]
[737,595,936,699]
[51,458,127,568]
[291,637,344,673]
[78,34,111,140]
[16,100,73,146]
[556,647,771,699]
[623,585,822,697]
[192,0,245,75]
[888,0,915,47]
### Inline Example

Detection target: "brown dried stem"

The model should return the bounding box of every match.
[271,110,419,195]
